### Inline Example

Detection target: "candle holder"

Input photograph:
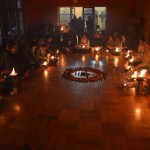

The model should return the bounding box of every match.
[9,68,20,94]
[136,77,144,94]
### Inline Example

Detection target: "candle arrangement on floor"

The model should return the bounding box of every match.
[62,67,106,83]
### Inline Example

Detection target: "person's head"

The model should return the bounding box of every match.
[121,35,126,41]
[108,35,113,41]
[29,41,37,51]
[9,41,17,54]
[40,44,47,51]
[139,37,145,44]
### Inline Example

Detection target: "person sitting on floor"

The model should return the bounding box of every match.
[77,34,90,50]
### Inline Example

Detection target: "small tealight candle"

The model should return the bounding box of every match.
[131,71,137,79]
[82,45,85,48]
[124,83,127,87]
[43,61,47,66]
[51,56,55,60]
[138,69,147,78]
[10,68,18,76]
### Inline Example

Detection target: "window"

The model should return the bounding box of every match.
[0,0,24,39]
[59,7,71,25]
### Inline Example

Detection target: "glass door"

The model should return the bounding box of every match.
[83,7,94,32]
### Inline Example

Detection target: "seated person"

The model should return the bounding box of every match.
[0,69,13,96]
[106,35,116,52]
[134,42,150,70]
[36,44,51,65]
[120,35,128,52]
[137,38,145,55]
[77,34,90,50]
[26,41,41,69]
[8,41,30,77]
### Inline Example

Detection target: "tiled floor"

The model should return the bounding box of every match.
[0,53,150,150]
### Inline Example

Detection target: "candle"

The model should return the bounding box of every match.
[115,47,119,52]
[82,45,85,48]
[129,57,134,63]
[131,71,138,79]
[51,56,55,60]
[95,47,100,52]
[43,61,47,66]
[10,68,18,76]
[138,69,146,78]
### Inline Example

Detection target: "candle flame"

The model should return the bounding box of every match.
[10,68,17,76]
[115,47,119,52]
[82,45,85,48]
[95,47,100,51]
[43,61,47,66]
[129,57,134,62]
[131,71,137,78]
[138,69,146,78]
[51,56,55,59]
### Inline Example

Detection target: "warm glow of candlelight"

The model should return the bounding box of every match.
[124,83,127,87]
[14,104,21,113]
[95,54,99,61]
[44,70,48,78]
[135,108,141,120]
[131,71,138,79]
[95,47,100,51]
[61,27,64,31]
[43,61,47,66]
[106,49,109,52]
[10,67,18,76]
[114,57,119,67]
[115,47,119,52]
[51,56,55,60]
[135,108,141,114]
[138,69,147,78]
[56,50,59,54]
[82,55,85,62]
[125,50,130,58]
[82,45,85,48]
[129,57,134,63]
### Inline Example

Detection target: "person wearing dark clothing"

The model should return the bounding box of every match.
[86,16,94,35]
[26,41,40,69]
[8,42,30,77]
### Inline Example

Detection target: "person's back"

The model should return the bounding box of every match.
[86,16,94,33]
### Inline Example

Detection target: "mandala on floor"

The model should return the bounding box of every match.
[62,67,106,83]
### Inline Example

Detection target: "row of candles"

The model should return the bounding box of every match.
[124,50,147,79]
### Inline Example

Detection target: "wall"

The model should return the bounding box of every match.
[23,0,136,34]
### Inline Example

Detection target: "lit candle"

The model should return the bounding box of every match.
[115,47,119,52]
[129,57,134,63]
[82,45,85,48]
[43,61,47,66]
[138,69,147,78]
[51,56,55,60]
[61,27,64,31]
[95,47,100,52]
[10,67,18,76]
[131,71,138,79]
[125,50,130,58]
